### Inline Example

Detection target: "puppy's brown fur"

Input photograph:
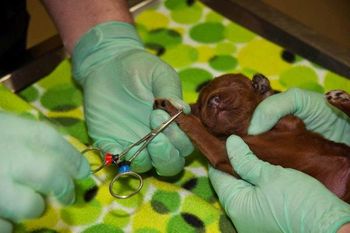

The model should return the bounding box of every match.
[154,73,350,202]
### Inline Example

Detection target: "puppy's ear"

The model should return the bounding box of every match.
[252,73,274,97]
[190,103,200,117]
[196,80,211,93]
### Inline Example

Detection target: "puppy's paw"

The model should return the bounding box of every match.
[326,90,350,117]
[153,98,179,116]
[326,90,350,104]
[252,73,274,97]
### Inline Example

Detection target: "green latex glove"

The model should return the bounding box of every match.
[72,22,193,176]
[209,135,350,233]
[0,112,90,233]
[248,88,350,145]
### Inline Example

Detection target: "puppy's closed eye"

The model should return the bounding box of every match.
[208,96,221,108]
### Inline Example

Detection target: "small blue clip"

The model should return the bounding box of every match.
[118,162,131,173]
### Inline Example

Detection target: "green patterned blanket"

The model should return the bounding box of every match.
[1,0,350,232]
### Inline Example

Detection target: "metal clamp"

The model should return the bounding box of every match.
[109,162,143,199]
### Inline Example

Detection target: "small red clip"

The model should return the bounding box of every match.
[105,153,113,165]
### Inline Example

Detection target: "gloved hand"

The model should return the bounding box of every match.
[209,135,350,233]
[72,21,193,176]
[248,88,350,145]
[0,112,90,233]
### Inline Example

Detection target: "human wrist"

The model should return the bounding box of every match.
[317,209,350,233]
[338,223,350,233]
[72,21,144,82]
[43,0,133,53]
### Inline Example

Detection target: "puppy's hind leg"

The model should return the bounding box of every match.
[326,90,350,117]
[252,73,275,97]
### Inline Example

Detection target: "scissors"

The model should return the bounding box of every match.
[82,110,183,199]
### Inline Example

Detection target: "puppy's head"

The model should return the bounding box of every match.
[191,73,273,138]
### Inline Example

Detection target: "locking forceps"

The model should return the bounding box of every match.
[82,110,183,199]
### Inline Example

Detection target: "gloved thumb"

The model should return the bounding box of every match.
[152,62,191,114]
[208,135,275,208]
[208,165,252,203]
[248,90,296,135]
[226,135,273,185]
[0,218,12,233]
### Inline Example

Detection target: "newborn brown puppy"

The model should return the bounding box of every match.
[154,73,350,202]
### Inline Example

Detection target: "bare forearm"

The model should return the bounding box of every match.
[338,223,350,233]
[42,0,133,54]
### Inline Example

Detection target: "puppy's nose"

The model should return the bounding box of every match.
[208,96,222,109]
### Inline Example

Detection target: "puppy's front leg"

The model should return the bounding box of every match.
[154,99,238,176]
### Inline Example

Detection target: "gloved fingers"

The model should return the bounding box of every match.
[0,179,45,221]
[248,90,297,135]
[117,133,185,176]
[248,88,350,143]
[151,62,191,114]
[52,138,90,179]
[0,114,90,179]
[32,124,91,179]
[168,98,191,115]
[94,138,153,173]
[208,166,255,217]
[93,138,125,156]
[0,217,12,233]
[127,145,153,173]
[296,90,350,144]
[150,109,194,157]
[208,165,252,195]
[226,135,274,185]
[52,176,76,205]
[147,133,185,176]
[11,152,77,205]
